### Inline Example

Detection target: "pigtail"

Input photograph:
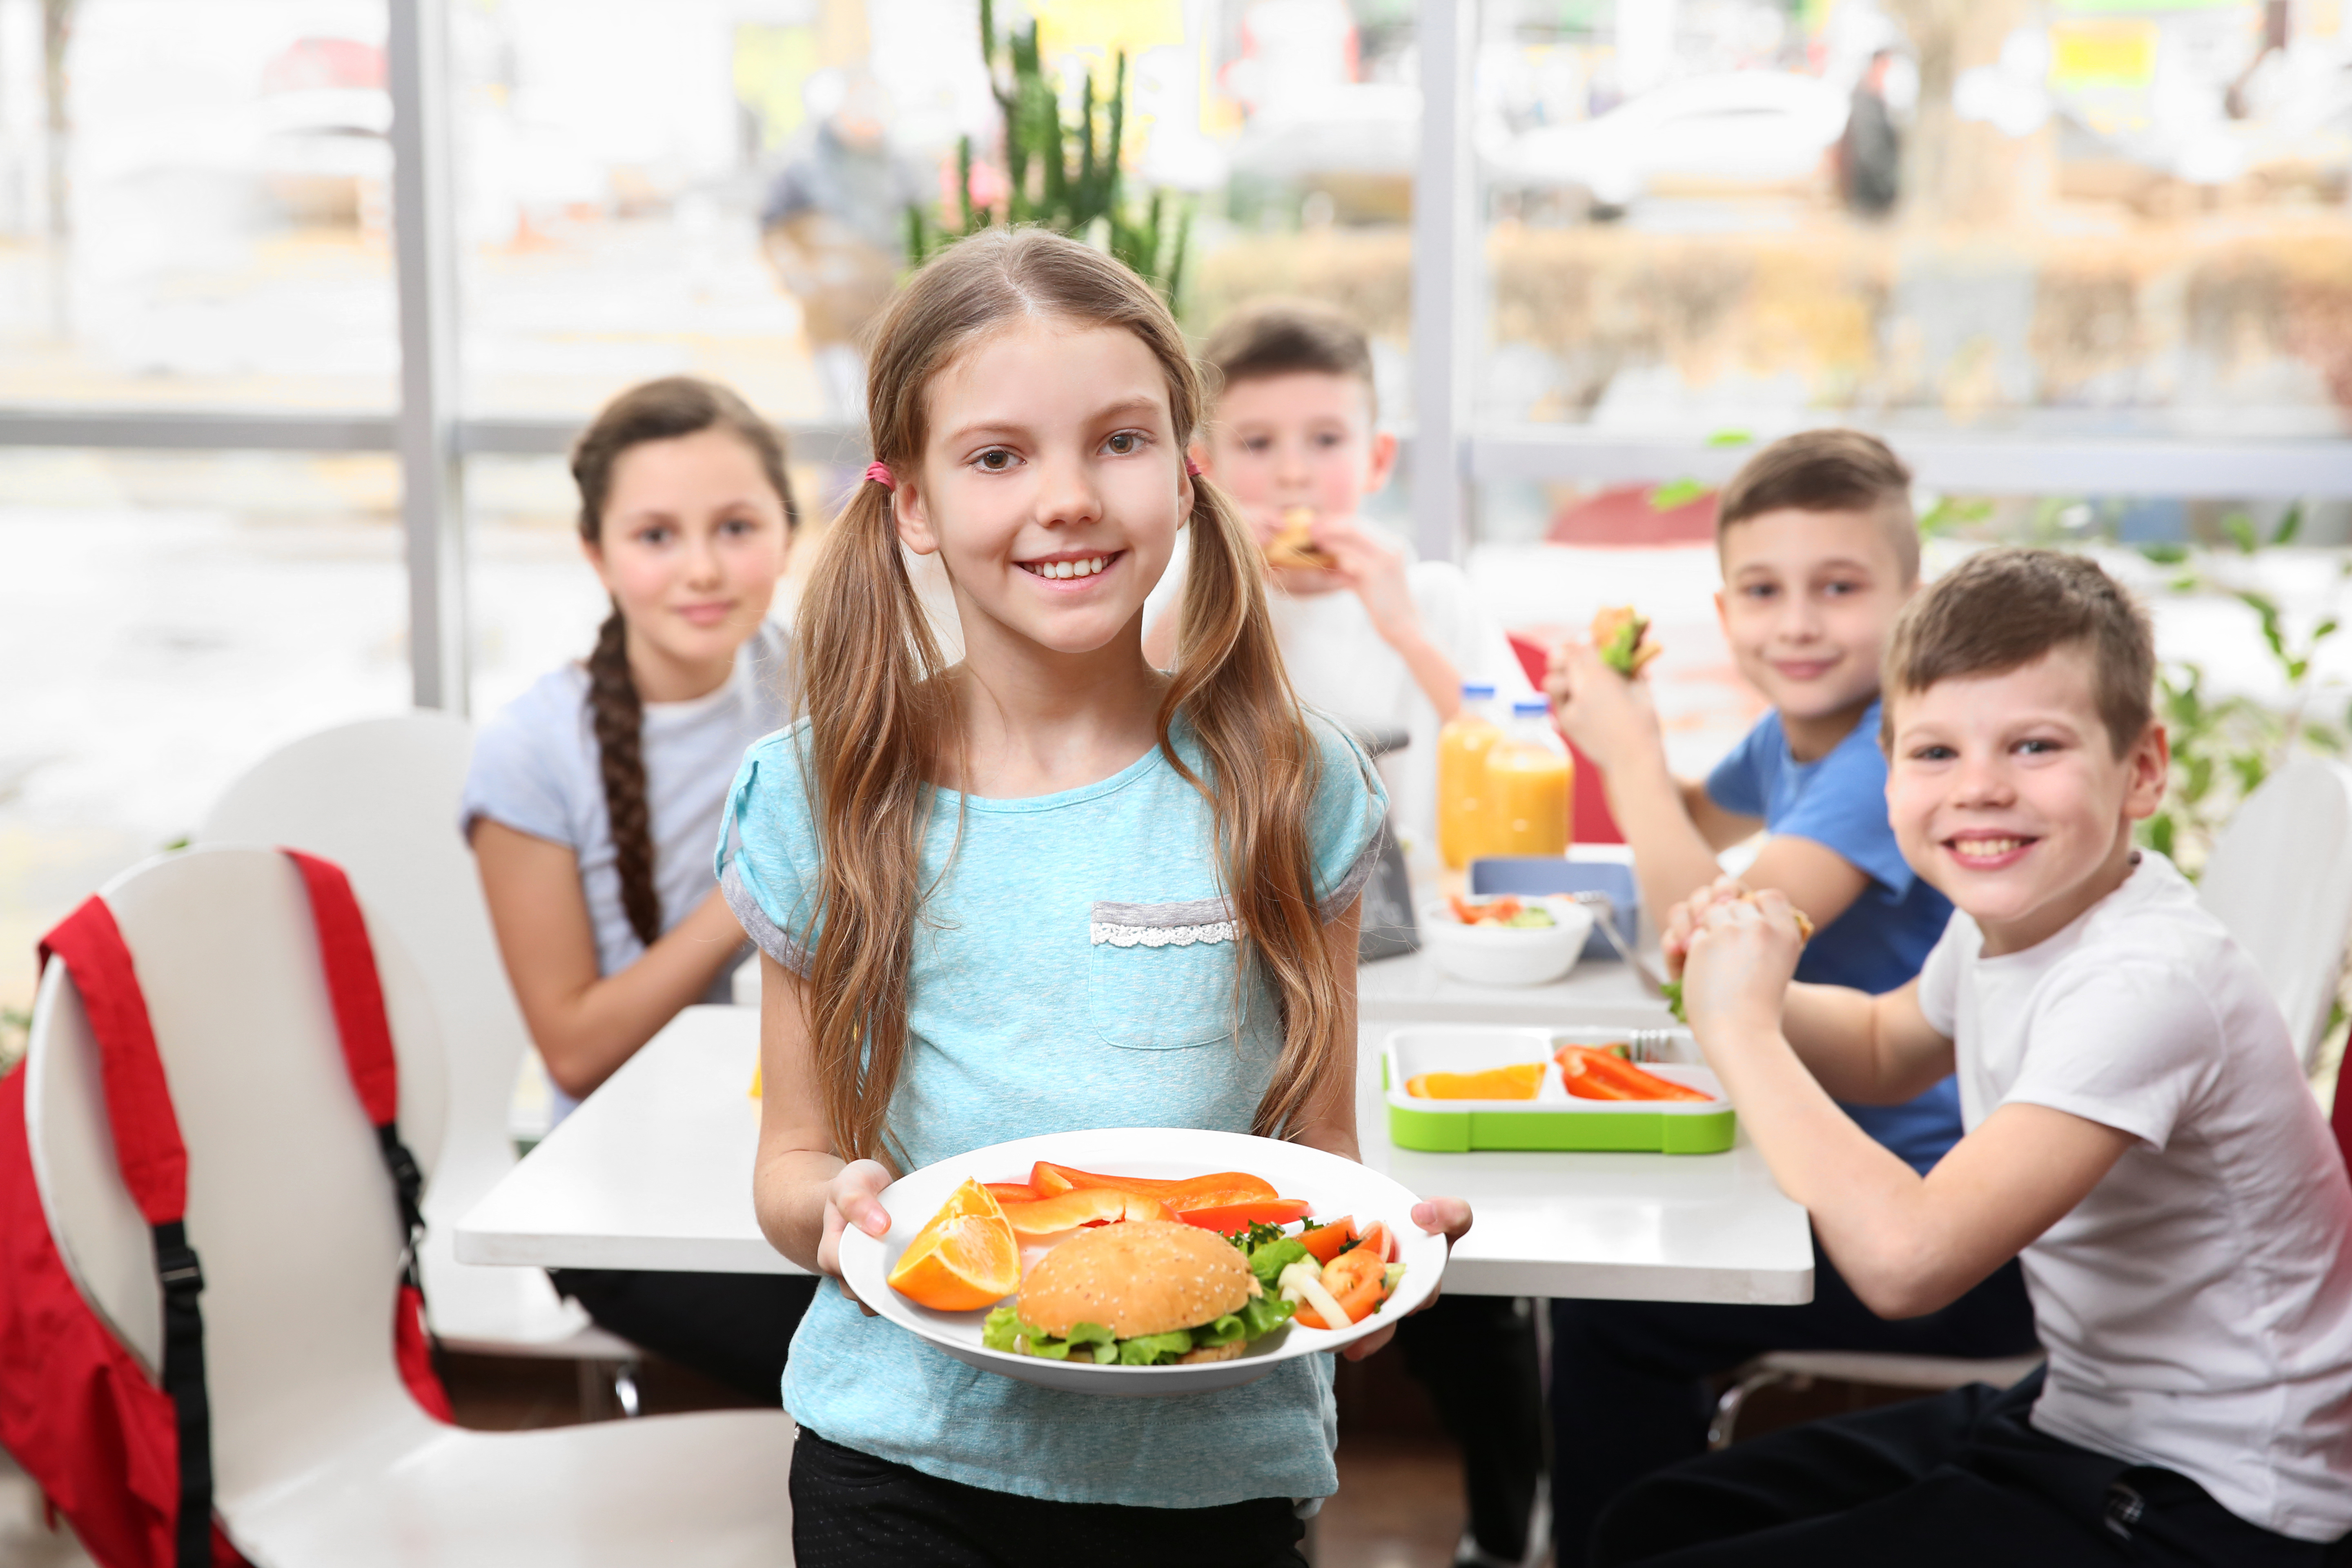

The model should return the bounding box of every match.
[1158,475,1342,1140]
[586,605,664,950]
[795,480,952,1169]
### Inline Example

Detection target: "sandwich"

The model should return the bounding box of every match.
[1592,605,1661,676]
[1263,506,1334,570]
[982,1219,1296,1365]
[1661,893,1815,1023]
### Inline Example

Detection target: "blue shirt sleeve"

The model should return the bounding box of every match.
[1302,712,1390,919]
[1771,716,1917,897]
[715,721,823,974]
[1704,711,1778,820]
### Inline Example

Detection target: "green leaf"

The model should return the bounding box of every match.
[2138,542,2190,565]
[2272,503,2303,546]
[1704,428,1753,447]
[2143,813,2176,858]
[1648,477,1707,510]
[2225,513,2259,555]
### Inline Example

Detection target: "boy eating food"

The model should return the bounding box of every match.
[1616,549,2352,1565]
[1544,433,2036,1561]
[1143,297,1535,853]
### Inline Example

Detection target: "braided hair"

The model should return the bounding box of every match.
[571,376,800,950]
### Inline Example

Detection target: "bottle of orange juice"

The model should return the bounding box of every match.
[1437,683,1502,870]
[1483,700,1573,858]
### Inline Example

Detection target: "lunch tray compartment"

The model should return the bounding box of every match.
[1382,1025,1736,1155]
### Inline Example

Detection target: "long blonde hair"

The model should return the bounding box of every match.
[795,227,1347,1167]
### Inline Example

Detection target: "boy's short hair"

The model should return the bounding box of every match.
[1200,298,1378,421]
[1883,547,2155,756]
[1717,430,1919,583]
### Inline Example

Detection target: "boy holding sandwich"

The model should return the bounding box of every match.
[1143,297,1535,854]
[1543,432,2036,1563]
[1610,548,2352,1565]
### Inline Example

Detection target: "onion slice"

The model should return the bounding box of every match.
[1279,1260,1354,1329]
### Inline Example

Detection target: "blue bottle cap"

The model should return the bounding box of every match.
[1512,700,1550,717]
[1461,682,1497,699]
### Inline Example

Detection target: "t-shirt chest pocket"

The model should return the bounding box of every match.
[1085,898,1243,1050]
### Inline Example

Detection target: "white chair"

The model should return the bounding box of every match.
[2196,755,2352,1070]
[25,847,794,1565]
[194,714,639,1380]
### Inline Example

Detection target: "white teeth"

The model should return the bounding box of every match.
[1027,555,1109,579]
[1956,837,2025,858]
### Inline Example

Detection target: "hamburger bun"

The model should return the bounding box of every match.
[1016,1220,1255,1339]
[1264,507,1333,570]
[1591,604,1662,675]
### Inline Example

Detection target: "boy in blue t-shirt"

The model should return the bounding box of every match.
[1539,431,2037,1565]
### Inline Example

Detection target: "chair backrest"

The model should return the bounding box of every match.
[195,713,530,1213]
[2197,756,2352,1070]
[25,848,448,1503]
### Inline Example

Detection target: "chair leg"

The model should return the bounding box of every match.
[1708,1366,1804,1451]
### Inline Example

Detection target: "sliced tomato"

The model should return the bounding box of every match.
[1351,1221,1397,1266]
[1295,1269,1392,1329]
[1448,893,1482,925]
[1321,1245,1386,1299]
[998,1187,1171,1237]
[983,1182,1040,1205]
[1298,1218,1356,1263]
[1173,1198,1312,1234]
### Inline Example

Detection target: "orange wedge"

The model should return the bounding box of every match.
[886,1178,1020,1312]
[1404,1062,1544,1100]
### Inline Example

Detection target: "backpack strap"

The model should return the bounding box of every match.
[38,898,217,1568]
[282,854,435,1332]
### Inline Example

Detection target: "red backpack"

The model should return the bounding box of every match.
[0,850,450,1568]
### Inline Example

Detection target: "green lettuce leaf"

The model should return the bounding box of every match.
[1661,978,1686,1023]
[1247,1236,1310,1289]
[1117,1330,1197,1365]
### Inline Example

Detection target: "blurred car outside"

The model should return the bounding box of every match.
[1488,71,1850,220]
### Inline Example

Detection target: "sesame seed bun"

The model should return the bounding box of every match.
[1016,1220,1256,1339]
[1264,508,1333,570]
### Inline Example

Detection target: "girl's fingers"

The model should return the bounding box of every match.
[1410,1196,1473,1245]
[1341,1325,1397,1361]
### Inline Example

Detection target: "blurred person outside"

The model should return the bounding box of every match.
[760,69,924,419]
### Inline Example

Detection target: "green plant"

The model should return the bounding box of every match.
[2138,505,2350,877]
[905,0,1190,303]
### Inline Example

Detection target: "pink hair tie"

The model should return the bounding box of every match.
[864,461,894,490]
[1185,457,1203,478]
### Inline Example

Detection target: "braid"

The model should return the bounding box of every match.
[587,605,662,949]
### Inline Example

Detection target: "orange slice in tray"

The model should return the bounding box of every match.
[1404,1062,1545,1100]
[887,1178,1020,1312]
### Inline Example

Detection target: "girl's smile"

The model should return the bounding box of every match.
[1016,548,1125,584]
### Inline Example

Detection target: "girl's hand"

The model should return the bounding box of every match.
[815,1158,893,1314]
[1680,889,1803,1042]
[1341,1196,1473,1362]
[1661,875,1753,979]
[1544,641,1663,777]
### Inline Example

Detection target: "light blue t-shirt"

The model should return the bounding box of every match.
[717,712,1387,1508]
[1706,699,1961,1173]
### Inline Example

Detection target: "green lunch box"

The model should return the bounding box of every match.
[1383,1025,1737,1155]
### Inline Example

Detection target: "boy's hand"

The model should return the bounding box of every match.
[1660,875,1753,978]
[1544,640,1665,776]
[1305,513,1421,646]
[1681,887,1804,1039]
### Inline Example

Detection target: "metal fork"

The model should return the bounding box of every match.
[1624,1027,1678,1064]
[1568,890,1668,998]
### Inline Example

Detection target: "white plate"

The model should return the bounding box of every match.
[837,1127,1449,1398]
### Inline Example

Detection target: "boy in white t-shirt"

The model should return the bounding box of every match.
[1143,298,1535,853]
[1607,548,2352,1566]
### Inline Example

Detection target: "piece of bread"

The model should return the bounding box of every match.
[1016,1219,1254,1339]
[1263,506,1333,570]
[1591,604,1662,675]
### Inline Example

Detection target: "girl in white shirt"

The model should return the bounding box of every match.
[463,376,815,1399]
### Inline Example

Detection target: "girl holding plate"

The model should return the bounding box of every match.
[719,227,1472,1566]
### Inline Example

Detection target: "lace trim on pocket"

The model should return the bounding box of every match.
[1089,918,1238,948]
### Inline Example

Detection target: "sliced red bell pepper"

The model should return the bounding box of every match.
[983,1182,1039,1205]
[1557,1045,1711,1103]
[1174,1198,1312,1234]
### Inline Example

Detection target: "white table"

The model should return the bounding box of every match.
[458,952,1815,1303]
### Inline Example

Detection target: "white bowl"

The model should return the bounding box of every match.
[1419,895,1593,987]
